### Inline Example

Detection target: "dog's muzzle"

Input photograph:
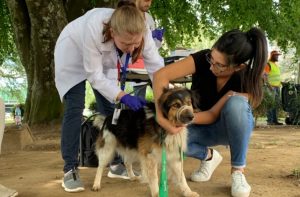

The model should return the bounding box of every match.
[176,105,194,124]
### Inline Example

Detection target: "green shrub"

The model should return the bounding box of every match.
[253,86,277,123]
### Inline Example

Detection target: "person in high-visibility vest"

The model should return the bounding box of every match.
[263,50,283,125]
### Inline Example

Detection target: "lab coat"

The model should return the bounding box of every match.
[54,8,164,103]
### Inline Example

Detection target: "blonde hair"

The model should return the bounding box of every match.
[103,1,145,62]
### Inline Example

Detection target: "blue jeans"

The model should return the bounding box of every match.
[186,96,254,168]
[61,80,114,173]
[267,87,281,123]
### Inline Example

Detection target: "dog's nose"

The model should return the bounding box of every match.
[179,110,194,124]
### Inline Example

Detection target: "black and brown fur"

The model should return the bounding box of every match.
[92,87,199,197]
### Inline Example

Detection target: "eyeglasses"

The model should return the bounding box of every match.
[205,52,229,71]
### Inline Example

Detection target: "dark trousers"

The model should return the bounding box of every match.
[266,87,281,123]
[61,80,115,172]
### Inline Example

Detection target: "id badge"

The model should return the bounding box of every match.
[112,108,121,125]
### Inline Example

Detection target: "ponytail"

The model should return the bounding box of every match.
[243,28,268,108]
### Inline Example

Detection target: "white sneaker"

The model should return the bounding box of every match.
[0,184,18,197]
[231,171,251,197]
[190,149,223,182]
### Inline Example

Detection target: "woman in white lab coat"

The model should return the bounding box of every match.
[54,1,163,192]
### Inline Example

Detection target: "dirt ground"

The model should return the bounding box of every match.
[1,123,300,197]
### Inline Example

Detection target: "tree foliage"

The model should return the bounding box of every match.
[149,0,300,55]
[1,0,300,125]
[0,1,25,103]
[0,0,18,64]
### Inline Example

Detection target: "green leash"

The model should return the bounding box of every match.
[159,142,168,197]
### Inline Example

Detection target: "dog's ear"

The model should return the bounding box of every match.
[158,87,171,118]
[189,90,201,112]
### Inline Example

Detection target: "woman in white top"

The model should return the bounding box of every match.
[54,1,163,192]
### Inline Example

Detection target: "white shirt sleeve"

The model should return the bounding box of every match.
[145,12,163,49]
[145,12,156,31]
[82,18,120,103]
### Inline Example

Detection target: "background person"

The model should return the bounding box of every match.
[153,27,268,197]
[54,1,164,193]
[263,50,283,125]
[14,104,22,127]
[129,0,164,99]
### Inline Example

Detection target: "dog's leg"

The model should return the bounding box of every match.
[168,161,199,197]
[144,153,159,197]
[123,161,139,180]
[138,158,149,184]
[92,132,117,191]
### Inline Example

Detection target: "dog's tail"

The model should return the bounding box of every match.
[93,114,108,139]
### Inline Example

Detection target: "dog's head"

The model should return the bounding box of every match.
[158,87,199,127]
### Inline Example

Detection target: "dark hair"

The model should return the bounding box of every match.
[102,0,145,63]
[213,27,268,108]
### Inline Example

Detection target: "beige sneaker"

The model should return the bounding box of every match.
[191,149,223,182]
[0,184,18,197]
[231,171,251,197]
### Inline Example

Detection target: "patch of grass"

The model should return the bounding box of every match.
[145,86,153,101]
[5,117,14,124]
[292,168,300,179]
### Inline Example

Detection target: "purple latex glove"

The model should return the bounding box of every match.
[120,94,147,111]
[152,28,165,42]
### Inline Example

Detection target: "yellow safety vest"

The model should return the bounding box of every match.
[267,61,281,87]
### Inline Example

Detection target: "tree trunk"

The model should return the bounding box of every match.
[5,0,117,125]
[6,0,67,125]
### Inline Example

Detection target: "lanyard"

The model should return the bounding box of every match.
[113,49,130,125]
[116,50,130,91]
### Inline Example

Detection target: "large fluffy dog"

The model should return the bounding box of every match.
[92,87,199,197]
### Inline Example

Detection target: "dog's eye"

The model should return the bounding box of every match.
[171,103,181,108]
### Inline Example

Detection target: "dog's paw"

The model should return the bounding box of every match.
[184,191,199,197]
[91,185,101,192]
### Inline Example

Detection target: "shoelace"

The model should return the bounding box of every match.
[72,170,77,181]
[197,161,210,176]
[233,172,247,186]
